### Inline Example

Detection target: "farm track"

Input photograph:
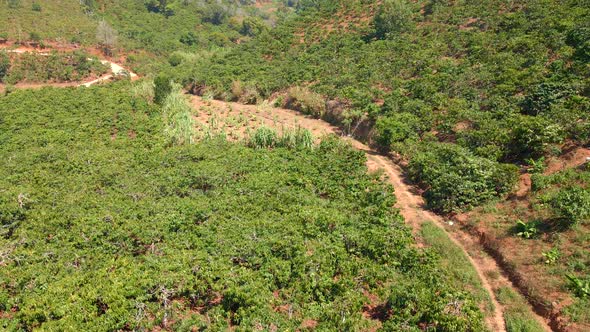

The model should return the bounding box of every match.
[0,46,137,88]
[190,96,555,332]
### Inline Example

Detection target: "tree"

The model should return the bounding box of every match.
[145,0,174,16]
[240,17,268,37]
[374,0,413,39]
[96,20,118,56]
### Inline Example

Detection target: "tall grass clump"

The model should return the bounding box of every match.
[278,126,314,149]
[162,83,195,145]
[132,79,155,103]
[249,126,277,149]
[249,126,314,149]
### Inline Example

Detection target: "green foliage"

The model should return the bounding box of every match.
[542,247,560,265]
[374,0,413,39]
[0,85,486,331]
[408,143,519,213]
[154,74,172,105]
[0,51,9,82]
[161,84,195,145]
[283,86,325,117]
[550,186,590,226]
[2,51,108,84]
[374,113,421,149]
[515,219,539,239]
[567,275,590,298]
[240,17,268,37]
[188,0,590,196]
[510,115,564,159]
[522,82,574,116]
[567,25,590,61]
[526,157,546,174]
[514,220,540,239]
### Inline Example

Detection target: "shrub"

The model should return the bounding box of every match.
[0,51,9,82]
[509,115,564,159]
[154,74,173,105]
[550,186,590,226]
[514,220,540,239]
[168,53,183,67]
[566,275,590,298]
[31,2,41,11]
[521,82,574,116]
[374,113,421,149]
[408,143,518,212]
[240,17,268,37]
[374,0,413,39]
[284,86,325,118]
[567,25,590,61]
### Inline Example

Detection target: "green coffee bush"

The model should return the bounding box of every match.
[551,186,590,226]
[408,143,518,212]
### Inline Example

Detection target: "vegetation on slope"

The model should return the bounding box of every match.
[0,50,108,84]
[0,84,486,331]
[182,0,589,213]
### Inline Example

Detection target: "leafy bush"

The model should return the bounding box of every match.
[374,113,422,149]
[374,0,413,39]
[514,220,540,239]
[154,74,172,105]
[509,115,564,159]
[408,143,519,212]
[0,51,9,82]
[522,82,574,116]
[567,275,590,298]
[2,51,108,84]
[550,186,590,226]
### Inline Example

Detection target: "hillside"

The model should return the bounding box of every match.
[1,0,590,331]
[0,84,488,331]
[177,0,590,330]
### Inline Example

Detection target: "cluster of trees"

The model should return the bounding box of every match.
[0,84,486,330]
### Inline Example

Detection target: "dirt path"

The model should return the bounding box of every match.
[1,47,137,88]
[190,95,556,332]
